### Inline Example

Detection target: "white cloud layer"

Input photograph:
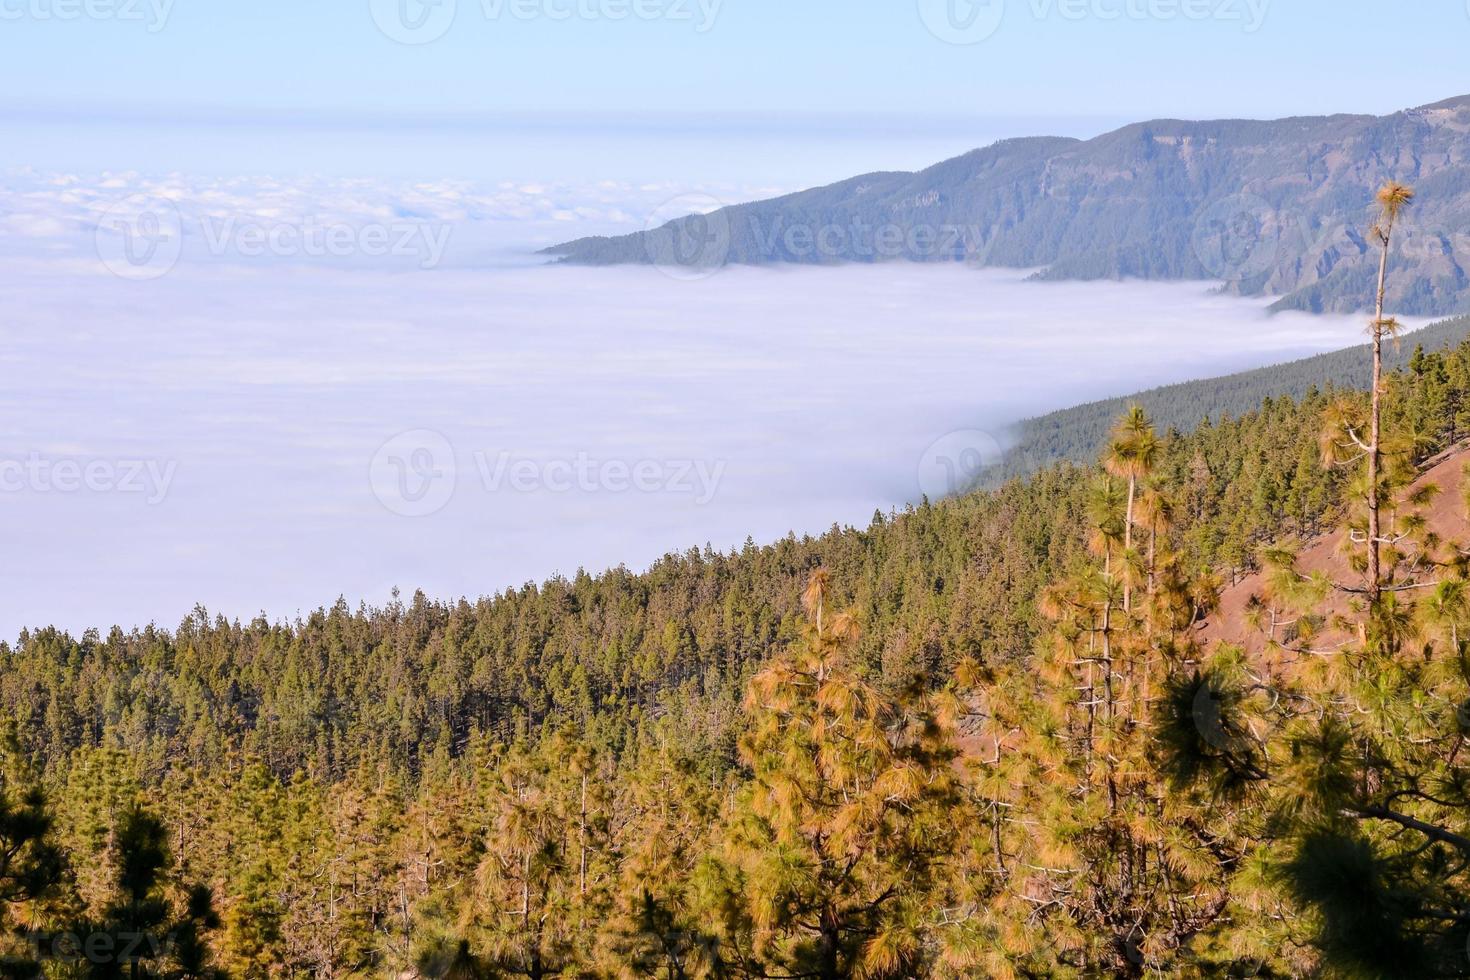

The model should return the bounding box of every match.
[0,168,787,269]
[0,170,1402,641]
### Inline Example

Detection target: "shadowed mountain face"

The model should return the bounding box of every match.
[546,96,1470,315]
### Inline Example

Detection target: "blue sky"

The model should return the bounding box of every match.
[6,0,1468,117]
[4,0,1470,181]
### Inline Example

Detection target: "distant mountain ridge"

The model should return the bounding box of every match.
[546,96,1470,315]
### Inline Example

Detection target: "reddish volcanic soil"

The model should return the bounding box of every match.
[1195,442,1470,657]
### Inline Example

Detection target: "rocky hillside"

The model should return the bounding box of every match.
[547,96,1470,315]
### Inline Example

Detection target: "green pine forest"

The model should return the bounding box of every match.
[5,184,1470,978]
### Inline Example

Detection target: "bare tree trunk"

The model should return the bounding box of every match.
[1124,475,1136,612]
[1084,633,1096,775]
[1102,596,1117,814]
[521,852,530,917]
[1368,217,1394,604]
[579,774,588,897]
[818,907,841,980]
[1147,526,1157,600]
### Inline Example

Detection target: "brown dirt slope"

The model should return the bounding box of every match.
[1196,442,1470,656]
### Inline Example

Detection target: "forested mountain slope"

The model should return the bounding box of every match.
[987,313,1470,481]
[547,96,1470,314]
[2,382,1365,783]
[8,337,1470,974]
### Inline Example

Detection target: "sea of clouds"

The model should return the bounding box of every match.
[0,169,1401,640]
[0,167,790,269]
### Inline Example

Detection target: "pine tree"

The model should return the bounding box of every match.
[1366,181,1415,603]
[463,730,612,979]
[0,732,64,975]
[1209,184,1470,976]
[64,804,223,980]
[703,569,963,980]
[1105,407,1162,613]
[985,413,1242,976]
[603,726,723,978]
